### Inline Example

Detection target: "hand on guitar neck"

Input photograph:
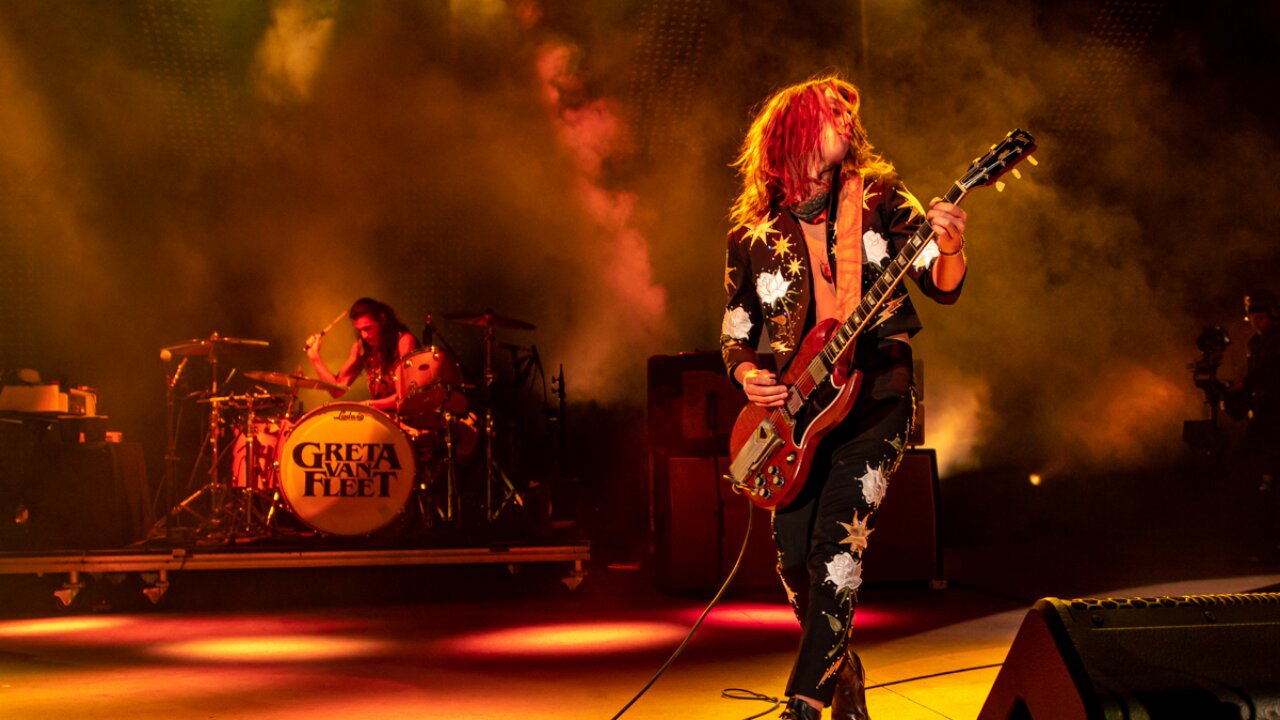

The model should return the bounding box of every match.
[736,363,788,408]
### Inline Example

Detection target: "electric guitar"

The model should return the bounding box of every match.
[727,128,1037,509]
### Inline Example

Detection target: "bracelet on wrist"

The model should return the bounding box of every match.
[939,236,965,257]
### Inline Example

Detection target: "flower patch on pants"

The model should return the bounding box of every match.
[824,552,863,598]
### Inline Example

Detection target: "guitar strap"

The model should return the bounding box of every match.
[833,172,865,321]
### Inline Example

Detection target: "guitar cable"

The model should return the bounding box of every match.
[609,492,756,720]
[720,664,1005,719]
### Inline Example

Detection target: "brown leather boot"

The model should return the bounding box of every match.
[779,696,822,720]
[830,650,870,720]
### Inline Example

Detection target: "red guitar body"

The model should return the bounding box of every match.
[727,318,863,510]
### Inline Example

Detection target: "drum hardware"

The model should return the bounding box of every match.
[243,370,347,395]
[446,308,534,522]
[551,363,568,473]
[151,333,274,543]
[442,309,537,331]
[405,409,476,528]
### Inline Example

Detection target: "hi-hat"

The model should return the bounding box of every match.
[443,309,535,331]
[244,370,346,394]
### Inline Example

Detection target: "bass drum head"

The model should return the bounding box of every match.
[278,403,415,536]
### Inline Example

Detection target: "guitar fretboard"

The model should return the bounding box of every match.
[808,181,969,383]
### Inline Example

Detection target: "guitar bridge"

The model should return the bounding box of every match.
[729,419,782,488]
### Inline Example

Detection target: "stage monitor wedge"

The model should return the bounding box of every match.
[979,593,1280,719]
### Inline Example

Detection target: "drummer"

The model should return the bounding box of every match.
[306,298,419,413]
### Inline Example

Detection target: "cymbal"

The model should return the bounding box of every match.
[443,309,535,331]
[162,335,270,357]
[198,392,290,407]
[244,370,345,394]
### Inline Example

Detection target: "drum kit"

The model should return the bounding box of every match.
[152,310,545,543]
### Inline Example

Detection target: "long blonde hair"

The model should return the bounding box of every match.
[729,74,894,227]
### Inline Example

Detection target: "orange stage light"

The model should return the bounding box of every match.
[0,616,133,637]
[695,601,899,631]
[151,634,386,663]
[446,621,687,657]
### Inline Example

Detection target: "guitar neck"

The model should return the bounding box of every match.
[818,181,969,368]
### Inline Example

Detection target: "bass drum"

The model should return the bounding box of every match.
[397,346,467,429]
[277,403,415,536]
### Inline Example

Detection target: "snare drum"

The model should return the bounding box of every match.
[397,346,467,429]
[277,403,415,536]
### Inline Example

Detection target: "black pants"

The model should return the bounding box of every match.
[774,339,915,703]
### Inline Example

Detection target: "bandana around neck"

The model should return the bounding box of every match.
[790,188,830,222]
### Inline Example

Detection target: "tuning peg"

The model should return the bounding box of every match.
[1027,155,1039,166]
[995,181,1006,192]
[1012,168,1022,180]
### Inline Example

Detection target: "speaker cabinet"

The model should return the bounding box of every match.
[647,353,941,590]
[652,450,941,590]
[647,351,757,457]
[0,419,150,551]
[979,593,1280,719]
[652,455,777,590]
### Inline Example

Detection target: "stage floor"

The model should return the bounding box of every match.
[2,567,1277,719]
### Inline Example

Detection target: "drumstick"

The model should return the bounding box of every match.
[302,310,350,352]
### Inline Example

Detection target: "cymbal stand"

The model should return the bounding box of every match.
[160,395,228,532]
[263,387,300,531]
[239,400,260,534]
[156,343,244,540]
[438,410,460,525]
[156,356,190,536]
[481,320,523,522]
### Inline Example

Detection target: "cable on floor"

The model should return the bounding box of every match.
[609,495,755,719]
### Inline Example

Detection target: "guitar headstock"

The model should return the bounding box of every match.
[960,128,1037,193]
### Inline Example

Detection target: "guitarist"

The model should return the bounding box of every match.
[720,75,968,720]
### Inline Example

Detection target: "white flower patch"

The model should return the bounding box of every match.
[756,269,791,306]
[863,229,890,266]
[824,552,863,595]
[911,239,940,272]
[722,306,753,341]
[859,463,888,508]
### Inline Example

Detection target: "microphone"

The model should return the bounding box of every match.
[160,349,172,362]
[422,313,434,348]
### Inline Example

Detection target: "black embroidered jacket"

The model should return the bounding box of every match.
[720,172,964,386]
